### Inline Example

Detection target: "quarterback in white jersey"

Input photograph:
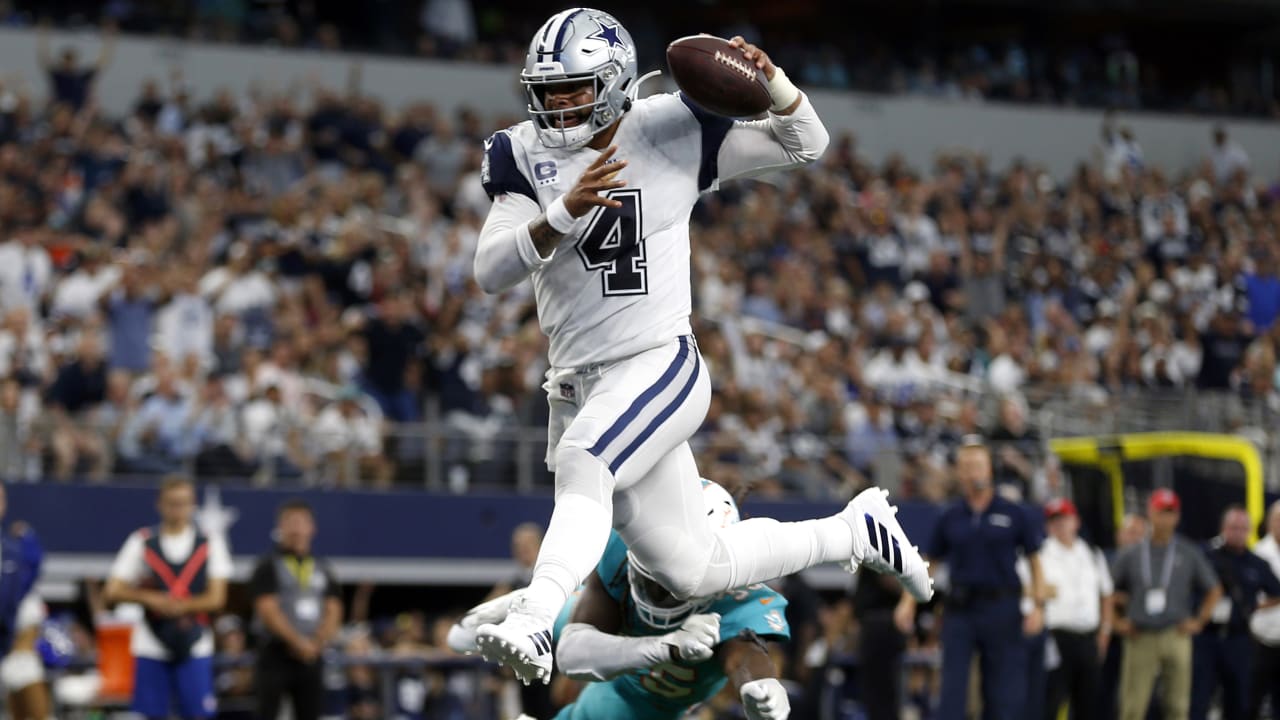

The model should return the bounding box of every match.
[473,7,933,684]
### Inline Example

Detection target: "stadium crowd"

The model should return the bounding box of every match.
[6,2,1280,118]
[0,27,1278,502]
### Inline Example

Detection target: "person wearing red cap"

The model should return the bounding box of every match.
[1110,488,1223,720]
[1039,497,1114,720]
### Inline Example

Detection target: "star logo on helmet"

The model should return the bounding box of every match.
[588,21,624,49]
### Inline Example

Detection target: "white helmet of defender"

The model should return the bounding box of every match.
[521,8,657,149]
[625,479,740,630]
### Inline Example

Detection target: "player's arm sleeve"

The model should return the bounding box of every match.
[473,132,550,294]
[714,93,829,184]
[557,623,672,682]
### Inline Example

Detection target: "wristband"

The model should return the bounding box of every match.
[546,195,577,234]
[768,65,801,112]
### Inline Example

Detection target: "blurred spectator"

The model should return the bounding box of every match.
[1208,125,1250,186]
[341,629,382,719]
[35,19,116,112]
[189,373,254,480]
[250,499,343,720]
[916,438,1046,720]
[419,0,476,58]
[0,377,41,481]
[104,476,231,720]
[1249,500,1280,718]
[105,259,161,374]
[1197,304,1252,390]
[987,395,1041,501]
[1244,251,1280,334]
[50,246,119,320]
[0,308,50,390]
[0,232,53,315]
[155,268,215,369]
[852,566,913,720]
[1190,506,1280,720]
[487,522,542,600]
[213,615,255,720]
[1110,489,1222,720]
[309,386,389,488]
[1040,498,1114,720]
[45,333,110,480]
[238,378,307,483]
[117,369,194,475]
[360,293,424,423]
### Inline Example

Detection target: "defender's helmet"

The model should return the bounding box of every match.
[625,480,741,630]
[522,8,639,149]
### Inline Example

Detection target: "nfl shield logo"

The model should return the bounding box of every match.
[559,382,575,400]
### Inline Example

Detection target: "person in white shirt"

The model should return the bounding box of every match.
[104,476,232,720]
[1209,125,1250,186]
[1249,500,1280,717]
[1040,497,1114,720]
[0,233,52,314]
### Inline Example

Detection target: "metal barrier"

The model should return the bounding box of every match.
[6,387,1276,496]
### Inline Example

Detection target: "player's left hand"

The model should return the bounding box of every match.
[740,678,790,720]
[728,37,776,81]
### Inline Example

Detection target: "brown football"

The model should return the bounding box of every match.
[666,35,771,117]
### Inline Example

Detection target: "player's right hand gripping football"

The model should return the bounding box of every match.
[660,612,720,662]
[563,145,627,217]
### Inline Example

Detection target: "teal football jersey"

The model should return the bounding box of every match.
[552,532,790,720]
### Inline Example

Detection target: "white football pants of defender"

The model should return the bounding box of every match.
[524,335,854,617]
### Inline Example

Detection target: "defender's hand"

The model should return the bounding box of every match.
[741,678,791,720]
[661,612,720,662]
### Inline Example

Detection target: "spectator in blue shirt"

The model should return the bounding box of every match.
[117,370,195,475]
[1244,252,1280,333]
[106,261,161,374]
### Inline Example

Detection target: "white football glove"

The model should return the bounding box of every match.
[659,613,721,662]
[446,590,523,654]
[740,678,790,720]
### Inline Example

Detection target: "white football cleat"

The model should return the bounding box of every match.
[475,595,555,685]
[447,589,523,654]
[845,487,934,602]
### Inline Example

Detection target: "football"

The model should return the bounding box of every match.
[666,35,771,118]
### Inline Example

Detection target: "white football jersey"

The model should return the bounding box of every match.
[478,92,828,369]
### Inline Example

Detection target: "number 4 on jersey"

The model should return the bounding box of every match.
[575,188,647,296]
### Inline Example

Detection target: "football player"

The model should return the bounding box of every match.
[451,481,791,720]
[473,7,932,684]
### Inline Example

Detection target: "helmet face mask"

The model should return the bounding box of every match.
[626,558,712,631]
[522,8,638,150]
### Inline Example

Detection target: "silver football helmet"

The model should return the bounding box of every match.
[522,8,649,149]
[626,480,741,630]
